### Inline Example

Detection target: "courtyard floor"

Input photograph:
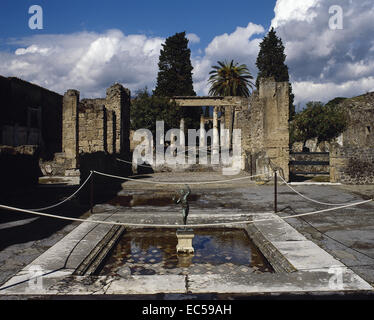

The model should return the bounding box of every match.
[1,171,374,298]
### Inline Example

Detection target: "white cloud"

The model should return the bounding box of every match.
[15,45,50,56]
[192,23,265,95]
[2,0,374,106]
[0,29,164,98]
[186,33,200,44]
[271,0,320,28]
[293,77,374,107]
[272,0,374,104]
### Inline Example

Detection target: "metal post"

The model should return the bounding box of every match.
[90,172,94,214]
[250,154,253,179]
[274,169,278,213]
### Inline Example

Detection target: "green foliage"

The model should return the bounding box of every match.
[154,31,195,97]
[315,102,348,143]
[325,97,347,108]
[153,31,200,128]
[291,100,348,147]
[208,60,254,97]
[256,28,289,84]
[255,27,295,119]
[130,88,181,137]
[288,83,296,120]
[292,101,325,145]
[289,120,299,147]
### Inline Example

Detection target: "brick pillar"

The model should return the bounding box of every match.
[62,89,79,170]
[106,84,131,157]
[106,110,116,154]
[258,78,290,181]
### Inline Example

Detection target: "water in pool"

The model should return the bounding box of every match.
[98,228,274,276]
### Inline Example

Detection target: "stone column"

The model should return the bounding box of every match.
[224,107,232,149]
[170,130,177,158]
[220,116,229,151]
[199,115,206,148]
[180,118,185,147]
[62,90,80,170]
[212,106,219,157]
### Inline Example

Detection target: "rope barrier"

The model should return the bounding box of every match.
[29,171,93,212]
[2,158,371,230]
[6,166,260,213]
[0,199,371,229]
[278,174,360,206]
[0,168,257,213]
[93,170,265,185]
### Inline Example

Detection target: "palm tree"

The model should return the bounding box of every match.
[208,60,254,97]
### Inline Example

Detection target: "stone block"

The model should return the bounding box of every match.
[176,229,195,254]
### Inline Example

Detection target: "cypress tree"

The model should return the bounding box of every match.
[154,32,195,97]
[256,28,295,119]
[154,32,200,128]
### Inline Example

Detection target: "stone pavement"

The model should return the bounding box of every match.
[0,186,91,287]
[1,171,373,292]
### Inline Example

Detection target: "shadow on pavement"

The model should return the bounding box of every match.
[0,181,122,251]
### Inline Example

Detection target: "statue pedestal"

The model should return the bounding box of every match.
[176,229,195,254]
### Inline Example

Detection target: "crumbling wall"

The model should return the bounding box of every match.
[339,92,374,148]
[329,92,374,184]
[105,84,131,157]
[76,84,131,157]
[330,146,374,184]
[236,78,289,181]
[236,93,266,175]
[41,84,131,177]
[0,76,131,179]
[78,99,106,153]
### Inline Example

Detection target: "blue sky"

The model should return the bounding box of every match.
[0,0,373,106]
[0,0,275,49]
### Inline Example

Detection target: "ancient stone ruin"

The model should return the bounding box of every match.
[330,92,374,184]
[41,84,131,177]
[0,76,131,189]
[173,78,290,181]
[1,74,373,186]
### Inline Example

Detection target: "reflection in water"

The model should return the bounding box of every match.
[99,228,274,276]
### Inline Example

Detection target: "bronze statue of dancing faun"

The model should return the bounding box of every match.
[173,185,191,226]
